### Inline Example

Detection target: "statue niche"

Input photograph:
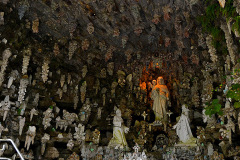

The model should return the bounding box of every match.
[150,76,169,131]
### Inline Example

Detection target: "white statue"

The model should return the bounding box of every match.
[24,126,36,151]
[108,109,129,149]
[173,105,193,143]
[150,77,169,130]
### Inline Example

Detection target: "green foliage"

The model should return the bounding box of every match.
[220,0,236,20]
[226,84,240,106]
[232,16,240,33]
[234,102,240,108]
[198,0,239,54]
[205,99,223,116]
[17,108,21,115]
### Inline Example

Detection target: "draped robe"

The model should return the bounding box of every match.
[151,83,169,121]
[108,115,128,147]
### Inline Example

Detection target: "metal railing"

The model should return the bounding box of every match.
[0,139,24,160]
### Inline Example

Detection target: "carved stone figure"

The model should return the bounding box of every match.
[108,109,129,149]
[150,77,169,128]
[173,105,194,143]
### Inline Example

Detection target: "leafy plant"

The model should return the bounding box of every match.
[198,0,239,54]
[226,84,240,108]
[205,99,223,116]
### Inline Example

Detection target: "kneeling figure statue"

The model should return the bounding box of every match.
[108,109,129,150]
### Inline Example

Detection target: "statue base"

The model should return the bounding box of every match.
[162,138,198,159]
[152,121,162,126]
[174,137,197,147]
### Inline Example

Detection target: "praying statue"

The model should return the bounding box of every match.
[173,104,194,143]
[108,109,129,150]
[150,77,169,130]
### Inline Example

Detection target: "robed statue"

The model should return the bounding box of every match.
[150,77,169,130]
[108,109,129,150]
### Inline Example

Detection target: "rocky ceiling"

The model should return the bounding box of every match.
[0,0,204,74]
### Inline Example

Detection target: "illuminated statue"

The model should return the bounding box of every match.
[150,77,169,130]
[108,109,129,149]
